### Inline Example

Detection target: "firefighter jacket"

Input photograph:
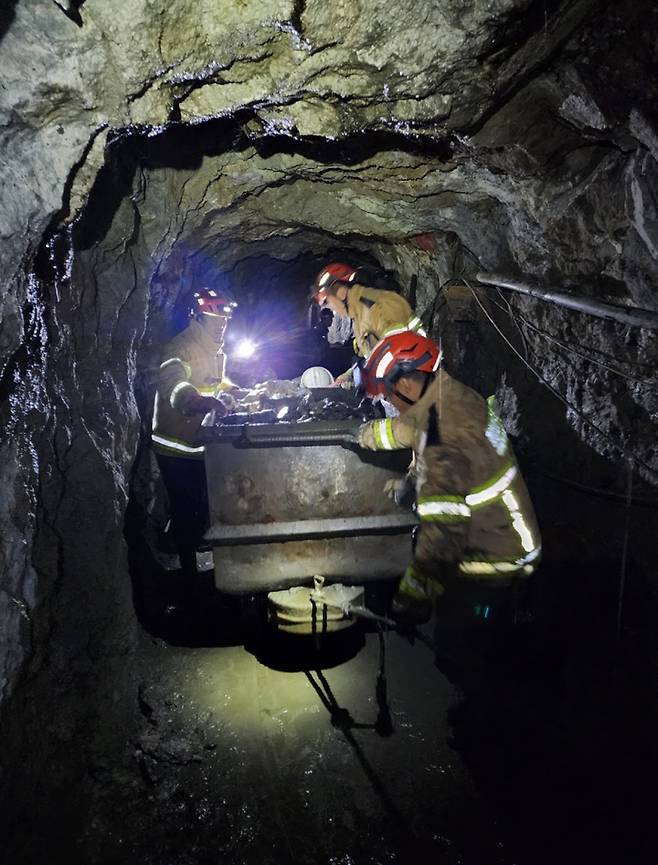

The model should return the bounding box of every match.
[358,369,541,585]
[152,319,231,459]
[346,285,425,358]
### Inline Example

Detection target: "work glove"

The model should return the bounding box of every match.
[202,396,229,418]
[383,474,416,509]
[383,478,404,501]
[334,367,354,388]
[356,423,373,448]
[182,394,217,417]
[216,391,237,412]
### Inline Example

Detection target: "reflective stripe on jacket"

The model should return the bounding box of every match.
[358,371,541,581]
[152,319,228,459]
[347,285,425,358]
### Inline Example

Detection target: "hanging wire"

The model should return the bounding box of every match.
[462,276,658,484]
[457,244,653,375]
[531,468,658,507]
[616,461,634,644]
[487,288,657,385]
[493,287,530,360]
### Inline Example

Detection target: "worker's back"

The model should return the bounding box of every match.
[152,319,225,458]
[406,370,541,577]
[347,285,422,356]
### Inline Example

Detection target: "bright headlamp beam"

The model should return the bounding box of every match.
[234,339,257,359]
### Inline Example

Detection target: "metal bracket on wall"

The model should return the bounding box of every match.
[437,283,478,324]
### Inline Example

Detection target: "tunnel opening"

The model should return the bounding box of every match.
[56,110,655,864]
[6,105,658,861]
[2,1,658,862]
[8,109,658,857]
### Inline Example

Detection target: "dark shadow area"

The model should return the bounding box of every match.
[303,659,408,838]
[448,574,655,865]
[245,622,366,672]
[441,471,658,865]
[124,473,248,648]
[0,0,18,44]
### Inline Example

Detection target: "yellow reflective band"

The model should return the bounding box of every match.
[160,357,192,378]
[160,357,183,370]
[521,547,542,564]
[459,546,542,576]
[502,489,536,553]
[372,419,396,450]
[400,567,430,600]
[459,561,525,575]
[170,381,196,409]
[417,500,471,521]
[382,324,408,337]
[466,464,517,507]
[407,316,423,332]
[152,434,205,455]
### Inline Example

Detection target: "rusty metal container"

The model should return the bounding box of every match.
[202,420,416,595]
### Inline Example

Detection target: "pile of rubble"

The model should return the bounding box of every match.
[214,379,382,425]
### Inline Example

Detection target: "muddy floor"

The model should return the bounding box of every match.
[71,559,655,865]
[80,577,504,865]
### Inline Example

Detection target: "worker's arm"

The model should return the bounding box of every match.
[333,364,357,388]
[213,350,242,393]
[158,357,227,417]
[357,416,416,450]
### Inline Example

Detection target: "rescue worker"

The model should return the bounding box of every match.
[356,330,541,740]
[311,262,426,385]
[152,288,237,586]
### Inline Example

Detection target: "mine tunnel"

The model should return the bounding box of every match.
[1,1,657,863]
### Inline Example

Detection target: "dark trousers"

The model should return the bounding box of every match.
[155,453,208,579]
[433,579,521,727]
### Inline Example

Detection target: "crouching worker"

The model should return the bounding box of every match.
[151,288,238,588]
[356,331,541,738]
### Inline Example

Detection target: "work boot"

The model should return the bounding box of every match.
[390,592,432,626]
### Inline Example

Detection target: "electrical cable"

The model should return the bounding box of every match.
[459,260,651,640]
[616,462,634,644]
[526,465,658,508]
[457,248,653,375]
[493,287,530,360]
[488,289,657,385]
[462,276,658,484]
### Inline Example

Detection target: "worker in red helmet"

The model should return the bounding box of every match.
[311,262,426,385]
[356,330,541,742]
[152,287,238,589]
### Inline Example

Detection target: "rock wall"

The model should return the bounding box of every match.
[1,0,657,839]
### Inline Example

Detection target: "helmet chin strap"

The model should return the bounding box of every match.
[391,387,416,407]
[390,373,433,407]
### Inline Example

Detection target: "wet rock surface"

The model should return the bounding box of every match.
[1,0,657,861]
[84,617,497,865]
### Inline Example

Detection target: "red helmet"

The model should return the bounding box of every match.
[361,331,442,398]
[190,287,237,317]
[311,262,358,304]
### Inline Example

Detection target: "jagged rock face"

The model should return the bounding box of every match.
[0,0,657,843]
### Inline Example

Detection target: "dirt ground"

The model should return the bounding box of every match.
[75,564,654,865]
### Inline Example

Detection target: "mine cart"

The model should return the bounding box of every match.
[202,418,416,600]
